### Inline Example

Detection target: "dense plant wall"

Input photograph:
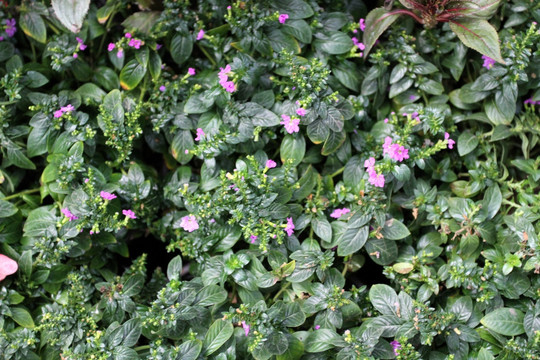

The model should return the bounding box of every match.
[0,0,539,359]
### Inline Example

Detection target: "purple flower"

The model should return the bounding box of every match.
[5,18,16,37]
[241,321,250,336]
[278,14,289,24]
[61,104,74,113]
[156,43,163,50]
[445,132,455,149]
[188,68,196,76]
[314,325,321,330]
[330,208,351,219]
[125,32,132,39]
[368,171,385,188]
[54,110,64,118]
[266,159,277,168]
[117,49,124,58]
[482,55,496,70]
[223,81,236,93]
[108,43,116,51]
[100,191,117,201]
[284,217,295,236]
[129,38,142,49]
[384,118,389,123]
[359,18,366,32]
[84,178,89,183]
[196,29,205,40]
[250,235,258,244]
[364,157,375,173]
[296,108,306,116]
[159,85,166,92]
[390,340,401,356]
[383,137,409,162]
[123,209,136,219]
[73,53,78,59]
[61,208,78,221]
[194,128,205,141]
[280,114,300,134]
[180,215,199,232]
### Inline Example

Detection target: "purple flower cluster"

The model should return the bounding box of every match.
[444,132,455,149]
[61,208,78,221]
[359,18,366,32]
[4,18,16,38]
[218,64,236,93]
[123,209,136,219]
[188,68,196,76]
[390,340,401,356]
[383,137,409,162]
[330,208,351,219]
[284,217,295,236]
[194,128,205,141]
[524,98,540,106]
[280,114,300,134]
[364,157,385,188]
[53,104,75,118]
[481,55,496,70]
[241,321,250,336]
[351,37,366,55]
[100,191,117,201]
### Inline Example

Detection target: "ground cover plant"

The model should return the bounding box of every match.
[0,0,539,358]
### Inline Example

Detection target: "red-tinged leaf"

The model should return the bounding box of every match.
[449,19,504,64]
[362,7,403,59]
[450,0,502,19]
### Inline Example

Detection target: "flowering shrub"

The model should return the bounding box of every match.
[0,0,539,359]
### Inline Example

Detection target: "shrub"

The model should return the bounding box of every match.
[0,0,539,359]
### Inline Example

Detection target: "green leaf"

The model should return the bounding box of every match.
[321,130,346,156]
[0,200,17,218]
[76,83,106,104]
[19,250,33,278]
[362,8,401,58]
[194,285,227,306]
[170,33,193,65]
[307,119,330,144]
[449,19,504,64]
[312,216,332,242]
[268,28,301,54]
[203,320,234,356]
[170,130,194,165]
[167,255,183,280]
[381,219,410,240]
[314,31,352,54]
[119,59,147,91]
[369,284,399,317]
[481,308,525,336]
[282,19,312,43]
[482,184,501,220]
[304,329,341,352]
[490,125,512,141]
[184,92,215,114]
[389,77,413,98]
[281,303,306,327]
[280,134,305,167]
[23,207,57,238]
[478,348,495,360]
[20,11,47,43]
[272,0,314,19]
[176,340,202,360]
[276,335,304,360]
[457,131,479,156]
[24,71,49,88]
[51,0,90,33]
[365,238,398,265]
[114,346,139,360]
[122,318,141,347]
[241,103,280,127]
[122,11,160,35]
[338,226,369,257]
[10,307,35,328]
[7,148,36,170]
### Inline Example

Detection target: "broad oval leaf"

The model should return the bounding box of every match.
[52,0,90,33]
[481,308,525,336]
[449,19,504,64]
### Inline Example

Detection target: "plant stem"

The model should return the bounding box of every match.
[329,166,344,178]
[134,345,150,352]
[198,44,217,67]
[272,281,291,302]
[1,188,40,201]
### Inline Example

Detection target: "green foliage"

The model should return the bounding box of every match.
[0,0,538,359]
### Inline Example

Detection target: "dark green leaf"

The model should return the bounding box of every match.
[119,59,146,91]
[203,320,234,356]
[362,8,401,58]
[20,11,47,43]
[481,308,525,336]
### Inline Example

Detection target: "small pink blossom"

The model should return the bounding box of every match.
[108,43,116,51]
[61,208,78,221]
[384,118,389,123]
[314,325,321,330]
[195,128,205,141]
[445,132,455,149]
[368,171,385,188]
[266,159,277,168]
[54,110,64,118]
[129,38,142,49]
[125,32,132,39]
[284,217,295,236]
[84,178,89,183]
[61,104,74,113]
[159,85,166,92]
[280,114,300,134]
[482,55,496,70]
[5,19,16,38]
[156,43,163,50]
[196,29,205,40]
[0,254,18,281]
[278,14,289,24]
[242,321,250,336]
[364,157,375,174]
[117,49,124,58]
[359,18,366,31]
[180,215,199,232]
[390,341,401,356]
[250,235,258,244]
[188,68,196,76]
[296,108,306,116]
[100,191,117,201]
[223,80,236,93]
[330,208,351,219]
[73,53,78,59]
[123,209,136,219]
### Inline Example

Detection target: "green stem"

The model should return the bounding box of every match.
[272,281,291,302]
[0,100,17,105]
[97,14,116,60]
[1,188,40,201]
[30,40,37,62]
[329,166,345,178]
[139,75,149,103]
[134,345,150,352]
[198,44,217,67]
[342,255,350,276]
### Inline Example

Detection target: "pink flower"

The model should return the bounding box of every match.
[0,254,18,281]
[330,208,351,219]
[125,33,132,39]
[108,43,116,51]
[122,209,136,219]
[266,159,277,168]
[196,29,205,40]
[280,114,300,134]
[188,68,196,76]
[314,325,321,330]
[368,171,385,188]
[359,18,366,31]
[54,110,64,118]
[129,38,142,49]
[383,137,393,156]
[357,42,365,51]
[383,137,409,162]
[180,215,199,232]
[194,128,205,141]
[445,132,455,149]
[364,157,375,174]
[5,19,16,38]
[390,340,401,356]
[73,53,78,59]
[284,217,295,236]
[296,108,306,116]
[159,85,166,92]
[61,104,74,113]
[384,118,389,123]
[117,49,124,58]
[278,14,289,24]
[482,55,496,70]
[156,43,163,50]
[223,81,236,93]
[84,178,89,183]
[250,235,258,244]
[100,191,117,201]
[242,321,250,336]
[61,208,78,221]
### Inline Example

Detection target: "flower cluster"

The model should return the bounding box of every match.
[218,64,236,93]
[280,114,300,134]
[330,208,351,219]
[107,33,144,58]
[72,37,87,58]
[284,217,295,236]
[1,18,16,40]
[180,215,199,232]
[61,208,78,221]
[53,104,75,118]
[278,14,289,24]
[383,137,410,162]
[194,128,205,141]
[524,98,540,106]
[364,157,385,188]
[444,132,455,149]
